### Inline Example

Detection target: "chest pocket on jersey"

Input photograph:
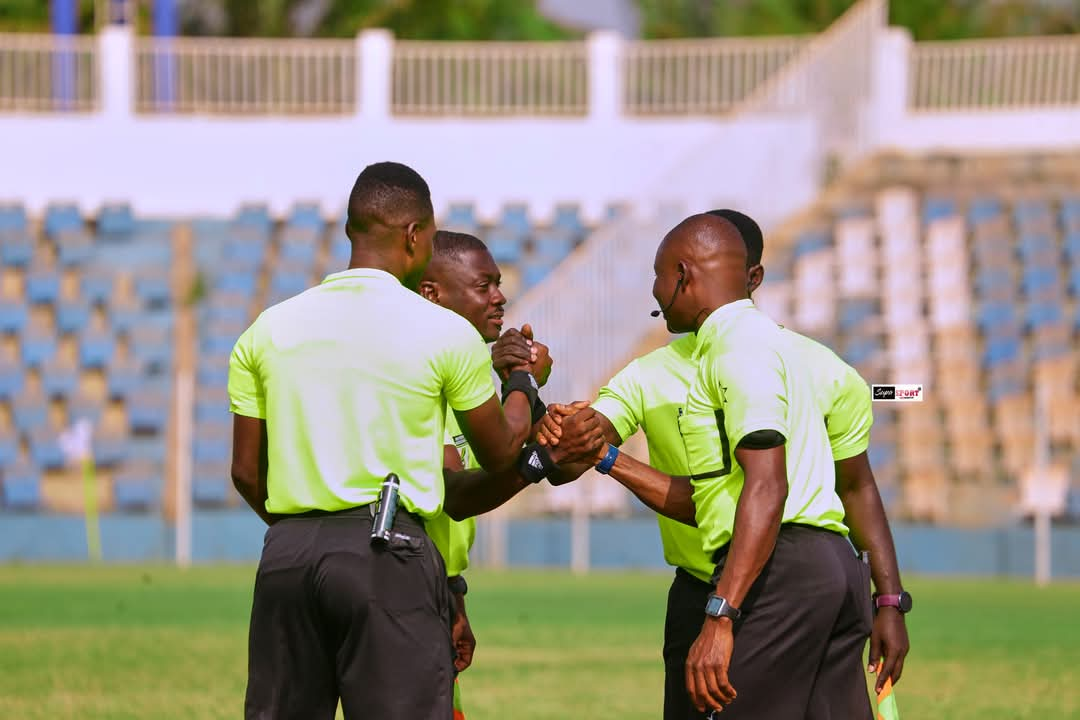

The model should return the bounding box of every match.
[678,408,732,481]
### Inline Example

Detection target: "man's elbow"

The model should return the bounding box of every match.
[231,463,259,495]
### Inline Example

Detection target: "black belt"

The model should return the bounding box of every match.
[711,522,843,564]
[287,504,426,531]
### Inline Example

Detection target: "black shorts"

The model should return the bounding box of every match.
[244,507,454,720]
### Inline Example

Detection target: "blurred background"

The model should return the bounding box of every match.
[0,0,1079,577]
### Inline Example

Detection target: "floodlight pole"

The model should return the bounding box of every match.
[175,370,194,568]
[1033,380,1050,587]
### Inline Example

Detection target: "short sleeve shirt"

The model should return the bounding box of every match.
[425,411,478,577]
[680,300,846,555]
[228,268,495,517]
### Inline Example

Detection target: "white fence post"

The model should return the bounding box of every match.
[868,27,913,150]
[99,25,133,119]
[587,30,622,122]
[358,29,393,120]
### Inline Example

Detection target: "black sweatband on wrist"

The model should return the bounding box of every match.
[738,429,786,450]
[516,442,556,484]
[447,575,468,596]
[531,394,547,425]
[501,370,539,410]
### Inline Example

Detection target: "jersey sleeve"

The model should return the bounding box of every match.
[828,365,873,461]
[591,361,644,443]
[436,317,497,413]
[228,321,266,419]
[682,347,789,479]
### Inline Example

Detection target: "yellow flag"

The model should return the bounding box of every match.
[876,662,900,720]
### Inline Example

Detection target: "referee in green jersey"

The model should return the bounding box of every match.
[541,211,909,718]
[228,162,540,720]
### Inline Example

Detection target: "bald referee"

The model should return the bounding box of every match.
[229,162,537,720]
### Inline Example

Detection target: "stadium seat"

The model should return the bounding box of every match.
[1064,232,1080,264]
[97,203,135,238]
[106,358,144,401]
[56,229,94,267]
[327,234,351,267]
[68,390,105,425]
[1,463,41,511]
[279,233,319,266]
[128,386,169,434]
[498,204,532,236]
[28,427,65,469]
[520,260,551,291]
[838,298,879,333]
[1019,232,1056,260]
[1026,301,1063,329]
[533,228,576,264]
[134,268,172,306]
[25,270,61,305]
[552,204,586,237]
[93,428,128,467]
[19,329,57,368]
[55,300,91,335]
[201,298,249,326]
[193,423,231,465]
[842,334,881,366]
[192,463,231,507]
[975,301,1016,331]
[967,196,1001,225]
[129,325,172,370]
[269,268,310,299]
[0,435,18,471]
[112,306,172,336]
[0,301,28,334]
[214,265,258,295]
[486,228,525,264]
[0,360,23,401]
[40,357,78,398]
[974,267,1014,297]
[78,329,116,369]
[0,203,27,232]
[922,196,955,224]
[12,393,48,433]
[1021,266,1058,295]
[201,318,244,356]
[1069,265,1080,296]
[80,268,114,305]
[287,202,324,231]
[197,356,230,388]
[0,230,33,267]
[1014,198,1052,228]
[222,237,267,266]
[442,203,478,233]
[195,391,231,424]
[113,465,161,511]
[43,203,82,238]
[234,204,273,234]
[792,230,830,259]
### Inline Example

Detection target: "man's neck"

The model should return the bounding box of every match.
[693,293,750,331]
[347,251,404,282]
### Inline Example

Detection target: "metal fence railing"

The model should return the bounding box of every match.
[0,33,97,112]
[134,37,357,115]
[392,41,588,116]
[910,36,1080,111]
[622,37,808,115]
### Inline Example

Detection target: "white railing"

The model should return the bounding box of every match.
[134,37,357,115]
[0,33,97,112]
[910,36,1080,111]
[392,41,588,115]
[740,0,887,163]
[623,36,808,115]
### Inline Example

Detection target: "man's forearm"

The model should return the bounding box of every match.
[443,466,530,520]
[231,474,280,526]
[838,472,903,594]
[607,452,696,525]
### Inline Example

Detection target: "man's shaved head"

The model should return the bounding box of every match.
[706,209,763,267]
[652,214,753,333]
[346,161,433,237]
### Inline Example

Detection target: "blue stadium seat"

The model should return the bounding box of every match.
[279,238,318,266]
[126,436,166,465]
[328,234,351,267]
[792,230,830,259]
[201,299,249,326]
[197,356,229,388]
[0,361,22,401]
[111,307,172,336]
[838,299,879,332]
[486,228,525,264]
[0,230,34,267]
[443,203,478,233]
[128,386,169,434]
[222,237,267,266]
[967,196,1001,225]
[25,270,61,305]
[28,428,65,470]
[1025,299,1063,328]
[269,268,310,298]
[214,265,258,295]
[983,333,1022,368]
[0,204,27,232]
[1,464,41,511]
[0,301,28,334]
[68,392,105,425]
[97,203,135,238]
[1014,198,1051,228]
[533,228,576,264]
[288,202,324,231]
[843,335,880,366]
[234,204,273,234]
[1033,328,1070,361]
[1069,265,1080,297]
[40,358,78,398]
[193,463,230,507]
[113,467,161,511]
[20,330,57,368]
[12,395,48,433]
[193,423,231,465]
[0,435,18,469]
[498,204,532,236]
[195,398,231,425]
[1018,233,1057,262]
[107,359,143,400]
[552,204,586,236]
[93,430,128,467]
[134,269,172,306]
[56,300,91,334]
[520,259,552,291]
[922,196,955,224]
[988,372,1025,404]
[79,329,116,369]
[974,267,1013,297]
[1065,232,1080,264]
[867,442,895,473]
[80,269,114,305]
[975,301,1015,331]
[201,324,242,356]
[1021,266,1058,295]
[56,230,94,267]
[129,325,172,370]
[43,203,82,238]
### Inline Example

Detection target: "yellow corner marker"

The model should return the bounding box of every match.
[453,677,465,720]
[875,660,899,720]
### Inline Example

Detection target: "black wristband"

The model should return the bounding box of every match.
[531,394,547,425]
[516,442,556,484]
[501,370,539,410]
[447,575,468,596]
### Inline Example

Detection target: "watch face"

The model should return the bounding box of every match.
[898,592,913,613]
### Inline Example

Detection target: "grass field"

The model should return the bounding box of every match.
[1,566,1078,719]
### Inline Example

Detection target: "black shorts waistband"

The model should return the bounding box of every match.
[285,504,427,532]
[711,522,843,564]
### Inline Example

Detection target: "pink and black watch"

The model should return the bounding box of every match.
[873,591,913,614]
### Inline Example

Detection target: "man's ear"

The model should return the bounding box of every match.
[404,221,420,257]
[747,264,764,294]
[418,279,439,303]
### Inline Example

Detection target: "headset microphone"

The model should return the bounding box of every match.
[650,274,684,318]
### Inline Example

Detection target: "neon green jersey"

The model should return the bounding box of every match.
[592,335,715,582]
[228,268,496,517]
[681,300,847,556]
[425,411,478,577]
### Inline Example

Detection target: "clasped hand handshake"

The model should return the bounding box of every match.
[490,327,606,470]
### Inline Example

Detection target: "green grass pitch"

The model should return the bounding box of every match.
[1,566,1078,719]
